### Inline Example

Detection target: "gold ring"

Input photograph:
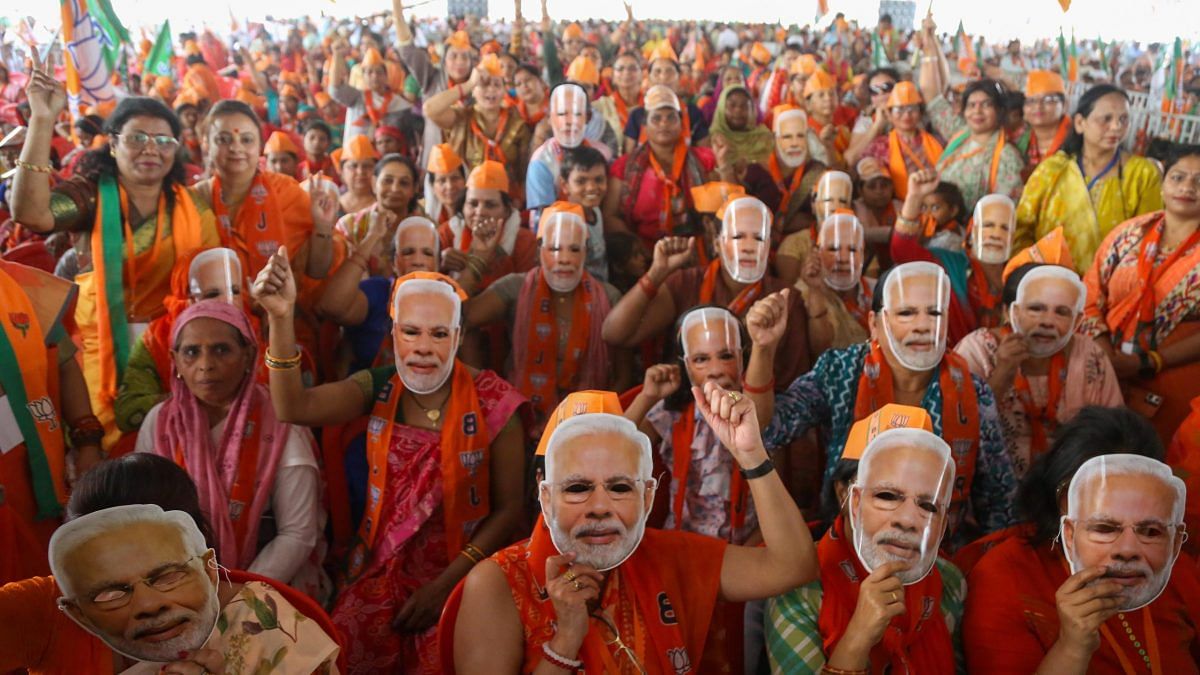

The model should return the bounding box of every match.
[727,392,743,403]
[572,579,583,591]
[564,570,577,583]
[889,591,898,603]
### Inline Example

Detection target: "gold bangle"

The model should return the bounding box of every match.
[459,547,483,564]
[264,348,303,370]
[16,159,53,174]
[464,542,487,559]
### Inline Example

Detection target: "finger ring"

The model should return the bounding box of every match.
[572,579,583,591]
[563,570,577,583]
[727,392,743,403]
[889,591,898,603]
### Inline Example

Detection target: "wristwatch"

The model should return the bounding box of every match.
[739,457,775,480]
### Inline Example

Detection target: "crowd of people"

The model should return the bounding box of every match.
[1,2,1199,673]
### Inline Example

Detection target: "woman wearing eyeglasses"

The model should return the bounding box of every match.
[1011,71,1072,174]
[1015,84,1163,275]
[11,54,221,453]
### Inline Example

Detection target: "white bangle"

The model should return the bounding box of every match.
[541,641,583,670]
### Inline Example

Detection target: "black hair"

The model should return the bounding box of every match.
[866,67,900,85]
[1004,90,1026,113]
[74,114,104,136]
[1062,84,1129,157]
[205,98,264,141]
[454,183,514,214]
[820,459,860,525]
[931,181,966,222]
[1001,262,1042,305]
[75,97,186,205]
[302,118,333,140]
[375,153,422,212]
[871,267,890,312]
[604,231,646,294]
[1163,143,1200,174]
[67,453,217,551]
[516,62,541,79]
[1017,406,1164,547]
[185,53,207,67]
[958,78,1007,124]
[559,145,608,181]
[663,303,751,412]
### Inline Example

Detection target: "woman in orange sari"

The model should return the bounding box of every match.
[1082,145,1200,446]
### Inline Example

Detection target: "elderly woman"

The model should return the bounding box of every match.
[253,257,526,674]
[605,85,717,248]
[11,61,221,451]
[335,154,422,277]
[1016,84,1163,274]
[134,300,324,596]
[1082,144,1200,447]
[423,55,531,196]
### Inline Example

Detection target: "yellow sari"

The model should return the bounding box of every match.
[1014,151,1162,274]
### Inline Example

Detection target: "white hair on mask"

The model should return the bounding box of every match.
[393,216,441,260]
[818,212,865,248]
[773,108,808,134]
[680,306,742,359]
[1014,264,1086,315]
[187,247,242,299]
[543,413,653,484]
[49,505,208,598]
[817,170,853,195]
[855,428,956,506]
[882,261,950,312]
[391,277,462,329]
[972,193,1016,228]
[719,196,772,238]
[550,83,589,113]
[540,212,590,248]
[1067,454,1186,524]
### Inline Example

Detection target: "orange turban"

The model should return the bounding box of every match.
[534,390,624,457]
[649,41,679,64]
[886,81,923,107]
[339,135,380,163]
[842,404,934,461]
[750,42,772,66]
[566,56,600,86]
[466,160,509,192]
[426,143,464,175]
[264,131,301,158]
[445,30,472,52]
[690,182,746,214]
[791,54,818,77]
[803,69,836,98]
[1003,227,1075,282]
[1025,70,1066,97]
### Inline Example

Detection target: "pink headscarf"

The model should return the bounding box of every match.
[152,300,291,570]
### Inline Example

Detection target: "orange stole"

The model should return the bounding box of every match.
[767,153,809,218]
[698,260,764,316]
[516,269,596,423]
[855,342,980,531]
[493,520,727,674]
[211,171,314,279]
[670,403,747,538]
[967,258,1003,328]
[347,362,489,579]
[888,130,943,200]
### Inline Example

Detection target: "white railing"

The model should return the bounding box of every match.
[1065,81,1200,148]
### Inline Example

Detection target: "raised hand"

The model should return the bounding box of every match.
[467,215,505,261]
[250,246,296,318]
[641,364,682,402]
[907,169,940,200]
[25,46,67,121]
[308,176,338,230]
[746,289,790,349]
[693,381,767,467]
[649,236,694,279]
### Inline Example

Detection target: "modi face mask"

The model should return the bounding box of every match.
[188,248,243,304]
[849,429,955,585]
[813,171,853,223]
[680,307,743,390]
[1061,454,1188,611]
[540,212,589,293]
[719,197,772,284]
[818,213,865,291]
[49,505,220,663]
[1009,265,1086,358]
[971,194,1016,265]
[774,109,810,169]
[390,278,463,394]
[549,83,588,149]
[880,262,951,372]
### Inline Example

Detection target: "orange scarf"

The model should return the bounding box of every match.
[888,130,944,200]
[670,403,748,539]
[817,515,954,674]
[842,277,873,330]
[211,171,313,279]
[91,177,202,412]
[470,108,511,164]
[0,263,67,518]
[767,152,809,217]
[348,362,489,578]
[940,129,1006,195]
[1026,117,1071,166]
[1115,212,1200,352]
[363,90,394,126]
[968,258,1003,328]
[647,140,689,235]
[613,90,640,129]
[855,341,980,529]
[516,98,545,126]
[699,259,764,316]
[1002,327,1067,457]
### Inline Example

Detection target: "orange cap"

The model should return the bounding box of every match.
[856,157,890,182]
[751,42,772,66]
[173,89,202,110]
[426,143,464,175]
[791,54,818,77]
[330,148,343,165]
[803,69,836,98]
[234,87,265,109]
[566,56,600,86]
[264,131,301,157]
[1025,70,1066,97]
[690,182,746,214]
[534,391,624,456]
[280,83,303,100]
[1003,227,1075,282]
[445,30,473,52]
[466,160,509,192]
[339,134,380,163]
[478,53,503,78]
[480,40,502,56]
[644,84,681,111]
[563,23,584,41]
[313,91,332,108]
[361,48,384,68]
[886,81,923,108]
[843,404,934,461]
[649,40,679,64]
[538,201,587,230]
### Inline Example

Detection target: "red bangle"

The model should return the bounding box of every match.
[637,275,658,297]
[742,377,775,394]
[541,641,582,670]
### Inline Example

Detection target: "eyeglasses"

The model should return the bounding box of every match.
[1079,518,1181,545]
[75,554,204,609]
[117,132,180,152]
[1024,95,1065,108]
[891,105,921,116]
[869,81,896,95]
[546,478,651,503]
[592,610,648,675]
[865,487,944,517]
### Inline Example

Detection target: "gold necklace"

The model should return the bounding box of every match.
[409,391,449,422]
[1117,613,1154,673]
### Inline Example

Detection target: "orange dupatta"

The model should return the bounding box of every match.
[347,362,489,579]
[670,403,748,539]
[1110,213,1200,353]
[939,129,1006,196]
[363,90,394,126]
[888,130,944,200]
[767,152,809,217]
[699,259,764,316]
[1010,349,1067,458]
[647,140,689,235]
[855,341,980,530]
[470,107,511,164]
[967,257,1003,328]
[515,269,596,423]
[211,171,313,278]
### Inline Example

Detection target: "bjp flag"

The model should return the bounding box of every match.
[60,0,128,113]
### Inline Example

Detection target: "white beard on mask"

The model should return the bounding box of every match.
[545,265,584,293]
[778,149,807,169]
[881,314,945,371]
[397,349,456,395]
[544,503,648,572]
[75,579,220,663]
